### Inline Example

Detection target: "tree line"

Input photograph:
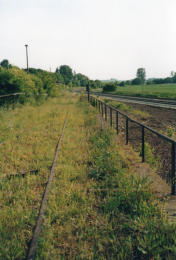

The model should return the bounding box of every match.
[117,68,176,86]
[1,60,176,99]
[0,61,103,101]
[103,68,176,92]
[55,65,102,88]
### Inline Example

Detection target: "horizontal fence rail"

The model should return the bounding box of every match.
[88,94,176,195]
[0,93,49,109]
[0,93,48,98]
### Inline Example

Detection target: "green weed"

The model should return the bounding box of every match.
[87,126,176,259]
[166,125,175,139]
[1,92,176,259]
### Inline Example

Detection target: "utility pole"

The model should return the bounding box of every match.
[25,44,29,72]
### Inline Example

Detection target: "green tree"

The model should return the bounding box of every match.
[131,78,141,85]
[73,73,89,87]
[94,80,102,88]
[103,83,116,92]
[136,68,146,84]
[119,81,125,86]
[57,65,73,85]
[0,59,11,69]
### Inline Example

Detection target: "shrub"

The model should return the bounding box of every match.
[0,66,58,106]
[131,78,142,85]
[103,83,117,92]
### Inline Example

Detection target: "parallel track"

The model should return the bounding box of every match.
[73,90,176,109]
[92,92,176,110]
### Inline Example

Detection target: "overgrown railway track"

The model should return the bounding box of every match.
[26,113,68,260]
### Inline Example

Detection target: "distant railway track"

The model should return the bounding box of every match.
[26,113,68,260]
[73,90,176,109]
[92,92,176,110]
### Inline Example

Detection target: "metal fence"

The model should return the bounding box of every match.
[88,94,176,195]
[0,93,22,108]
[0,93,48,109]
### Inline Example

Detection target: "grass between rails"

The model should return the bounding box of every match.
[0,93,176,259]
[103,84,176,99]
[0,93,69,259]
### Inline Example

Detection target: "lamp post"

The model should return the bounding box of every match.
[25,44,29,72]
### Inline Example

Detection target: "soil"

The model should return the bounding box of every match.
[122,102,176,134]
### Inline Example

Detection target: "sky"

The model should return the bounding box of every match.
[1,0,176,80]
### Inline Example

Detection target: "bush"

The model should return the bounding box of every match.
[119,81,125,86]
[131,78,142,85]
[0,66,58,105]
[103,83,117,92]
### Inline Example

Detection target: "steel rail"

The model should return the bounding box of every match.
[93,92,176,104]
[26,113,68,260]
[89,91,176,109]
[73,89,176,108]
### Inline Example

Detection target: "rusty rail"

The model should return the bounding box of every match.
[26,113,68,260]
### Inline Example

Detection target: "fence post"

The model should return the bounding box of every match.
[126,118,129,145]
[101,102,104,118]
[87,86,90,102]
[116,111,118,134]
[171,142,176,195]
[13,95,15,110]
[105,104,107,121]
[110,107,112,127]
[6,97,9,110]
[142,126,145,162]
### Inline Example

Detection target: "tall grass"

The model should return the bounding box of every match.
[0,92,176,259]
[87,127,176,259]
[0,94,71,259]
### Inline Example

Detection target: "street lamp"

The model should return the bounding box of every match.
[25,44,29,72]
